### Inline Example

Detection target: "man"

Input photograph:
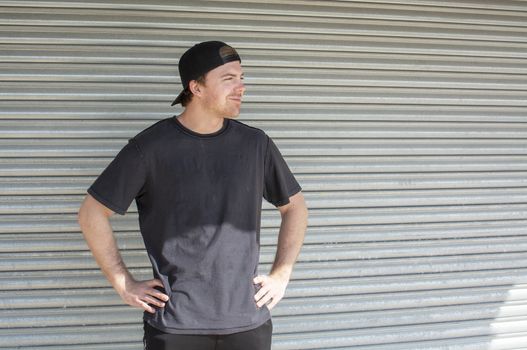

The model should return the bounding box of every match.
[78,41,308,350]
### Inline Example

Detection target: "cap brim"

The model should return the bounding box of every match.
[170,90,185,106]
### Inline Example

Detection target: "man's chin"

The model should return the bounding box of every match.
[224,110,241,119]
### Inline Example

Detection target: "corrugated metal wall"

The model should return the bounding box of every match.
[1,0,527,349]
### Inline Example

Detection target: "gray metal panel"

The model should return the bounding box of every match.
[1,0,526,349]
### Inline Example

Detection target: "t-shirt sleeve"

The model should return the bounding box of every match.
[263,136,302,207]
[87,138,147,215]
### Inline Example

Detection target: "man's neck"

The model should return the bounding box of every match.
[177,106,225,134]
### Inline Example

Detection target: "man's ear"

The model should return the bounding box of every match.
[188,80,202,97]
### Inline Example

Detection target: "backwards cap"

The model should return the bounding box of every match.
[171,41,241,106]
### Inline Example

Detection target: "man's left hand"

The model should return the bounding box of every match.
[253,274,289,310]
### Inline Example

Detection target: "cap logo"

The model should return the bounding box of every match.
[219,45,238,61]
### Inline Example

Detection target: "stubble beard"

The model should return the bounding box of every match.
[223,100,242,119]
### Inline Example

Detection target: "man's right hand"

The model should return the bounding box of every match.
[78,195,170,314]
[118,278,170,314]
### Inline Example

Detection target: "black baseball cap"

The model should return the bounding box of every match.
[171,41,241,106]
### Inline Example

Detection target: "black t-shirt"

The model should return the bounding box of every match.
[87,116,302,335]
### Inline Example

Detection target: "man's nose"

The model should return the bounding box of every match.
[237,81,245,95]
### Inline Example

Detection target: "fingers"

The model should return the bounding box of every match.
[121,279,170,314]
[138,299,156,314]
[150,290,170,302]
[147,287,170,303]
[146,279,170,302]
[254,281,272,307]
[253,275,285,309]
[255,289,273,308]
[128,293,158,314]
[143,294,166,308]
[266,296,280,310]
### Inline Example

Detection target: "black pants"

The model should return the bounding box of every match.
[143,319,273,350]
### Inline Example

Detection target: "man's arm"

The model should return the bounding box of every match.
[254,191,308,310]
[78,194,169,313]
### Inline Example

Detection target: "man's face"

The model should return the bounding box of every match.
[198,61,245,118]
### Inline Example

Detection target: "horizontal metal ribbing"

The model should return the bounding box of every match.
[2,53,527,74]
[1,188,527,213]
[3,87,527,105]
[3,236,527,271]
[1,334,527,350]
[1,0,526,348]
[2,120,527,138]
[0,268,527,296]
[272,319,527,349]
[2,222,527,252]
[1,156,526,176]
[0,4,526,40]
[3,302,527,333]
[3,65,527,90]
[316,332,527,350]
[2,317,527,348]
[0,204,526,232]
[1,172,527,195]
[2,172,527,195]
[1,0,526,23]
[1,104,527,122]
[1,140,525,155]
[2,274,527,308]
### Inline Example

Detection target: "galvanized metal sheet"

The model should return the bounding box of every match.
[1,0,527,349]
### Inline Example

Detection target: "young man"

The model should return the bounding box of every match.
[78,41,308,350]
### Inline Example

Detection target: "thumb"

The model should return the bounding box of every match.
[253,275,266,284]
